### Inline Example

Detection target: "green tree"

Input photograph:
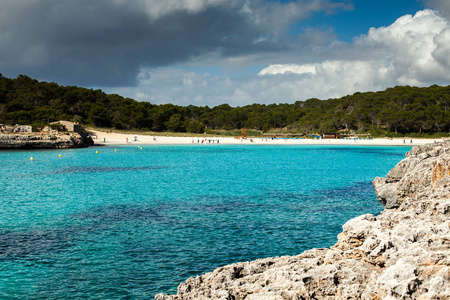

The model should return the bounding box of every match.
[167,113,185,132]
[186,120,205,133]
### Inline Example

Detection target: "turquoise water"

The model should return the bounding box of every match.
[0,145,410,298]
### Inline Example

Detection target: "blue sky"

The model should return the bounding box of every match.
[302,0,426,41]
[0,0,449,107]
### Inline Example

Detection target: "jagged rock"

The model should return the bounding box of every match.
[0,132,93,149]
[372,177,399,208]
[156,141,450,300]
[378,140,450,204]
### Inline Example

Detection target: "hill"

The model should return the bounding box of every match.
[1,73,450,136]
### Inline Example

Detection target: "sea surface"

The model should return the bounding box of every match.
[0,144,410,299]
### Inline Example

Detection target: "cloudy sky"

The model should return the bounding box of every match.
[1,0,449,107]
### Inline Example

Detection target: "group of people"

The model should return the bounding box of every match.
[193,139,219,144]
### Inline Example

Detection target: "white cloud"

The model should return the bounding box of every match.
[432,28,450,70]
[357,9,448,85]
[107,9,450,107]
[113,68,223,106]
[111,62,375,107]
[258,64,316,75]
[258,9,450,97]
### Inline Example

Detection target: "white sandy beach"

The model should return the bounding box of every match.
[92,130,443,147]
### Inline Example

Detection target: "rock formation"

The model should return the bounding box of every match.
[156,141,450,300]
[0,132,94,149]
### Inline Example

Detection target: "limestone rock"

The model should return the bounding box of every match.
[156,141,450,300]
[372,177,399,208]
[375,140,450,205]
[0,132,93,149]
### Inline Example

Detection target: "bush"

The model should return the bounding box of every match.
[186,121,205,133]
[48,122,65,131]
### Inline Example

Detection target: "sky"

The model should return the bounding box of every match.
[1,0,450,107]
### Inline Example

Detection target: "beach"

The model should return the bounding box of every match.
[92,130,442,146]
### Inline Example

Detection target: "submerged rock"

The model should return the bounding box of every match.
[156,141,450,300]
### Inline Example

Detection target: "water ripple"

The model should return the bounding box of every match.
[0,145,408,298]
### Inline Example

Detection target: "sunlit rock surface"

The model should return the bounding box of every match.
[0,132,93,149]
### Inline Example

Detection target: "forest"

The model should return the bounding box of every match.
[1,73,450,136]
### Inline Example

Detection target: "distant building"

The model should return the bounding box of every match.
[323,133,339,139]
[50,121,82,133]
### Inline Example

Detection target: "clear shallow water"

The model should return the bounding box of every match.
[0,145,410,298]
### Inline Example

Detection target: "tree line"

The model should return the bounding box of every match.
[1,73,450,135]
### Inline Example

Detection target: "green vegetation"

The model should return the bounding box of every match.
[1,73,450,136]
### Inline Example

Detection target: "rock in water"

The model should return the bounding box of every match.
[156,141,450,300]
[0,132,93,149]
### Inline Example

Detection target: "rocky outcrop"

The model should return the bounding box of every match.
[373,141,450,208]
[0,132,94,149]
[156,141,450,300]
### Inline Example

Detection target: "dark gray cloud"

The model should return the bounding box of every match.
[0,0,352,87]
[426,0,450,19]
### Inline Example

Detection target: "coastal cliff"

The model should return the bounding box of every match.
[156,141,450,299]
[0,132,94,149]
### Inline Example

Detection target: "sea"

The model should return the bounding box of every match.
[0,144,410,299]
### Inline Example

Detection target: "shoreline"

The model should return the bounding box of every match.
[0,132,93,149]
[92,130,444,147]
[155,141,450,299]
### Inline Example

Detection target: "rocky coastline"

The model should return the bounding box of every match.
[156,141,450,299]
[0,132,94,149]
